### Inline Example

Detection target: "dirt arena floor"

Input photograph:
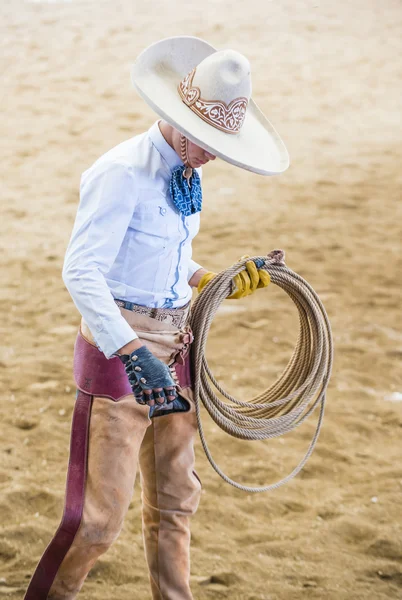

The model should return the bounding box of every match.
[1,1,401,598]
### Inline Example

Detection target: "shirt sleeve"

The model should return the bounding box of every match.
[62,161,139,358]
[187,259,204,283]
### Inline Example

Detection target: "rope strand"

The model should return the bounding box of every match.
[189,250,333,493]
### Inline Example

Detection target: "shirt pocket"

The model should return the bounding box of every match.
[130,202,168,249]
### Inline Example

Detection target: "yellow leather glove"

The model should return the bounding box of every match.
[197,256,271,299]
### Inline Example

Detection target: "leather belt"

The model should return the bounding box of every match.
[114,298,191,329]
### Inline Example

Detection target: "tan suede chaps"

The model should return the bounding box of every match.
[24,307,202,600]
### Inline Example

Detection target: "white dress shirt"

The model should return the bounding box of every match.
[62,120,203,359]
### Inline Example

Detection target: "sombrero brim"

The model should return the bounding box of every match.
[131,36,289,176]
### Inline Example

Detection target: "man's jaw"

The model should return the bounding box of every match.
[191,158,207,167]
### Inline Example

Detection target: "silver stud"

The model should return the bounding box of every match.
[132,355,138,361]
[140,377,147,384]
[134,366,141,371]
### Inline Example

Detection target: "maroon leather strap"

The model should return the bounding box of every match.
[24,390,92,599]
[174,346,193,390]
[74,331,132,401]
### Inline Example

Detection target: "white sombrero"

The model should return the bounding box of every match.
[131,36,289,176]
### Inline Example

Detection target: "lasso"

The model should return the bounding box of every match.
[189,250,333,492]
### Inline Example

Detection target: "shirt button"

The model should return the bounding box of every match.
[160,207,167,216]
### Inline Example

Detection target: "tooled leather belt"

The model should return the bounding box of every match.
[114,298,191,329]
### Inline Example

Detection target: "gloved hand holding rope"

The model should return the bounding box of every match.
[198,255,271,299]
[190,249,333,493]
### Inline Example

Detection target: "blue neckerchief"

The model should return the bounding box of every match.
[169,166,202,217]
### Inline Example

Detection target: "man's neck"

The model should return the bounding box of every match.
[158,120,174,149]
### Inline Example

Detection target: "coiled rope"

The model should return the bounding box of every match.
[188,250,333,493]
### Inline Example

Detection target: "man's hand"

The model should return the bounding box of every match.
[227,257,271,299]
[118,345,177,407]
[197,257,271,299]
[118,337,145,355]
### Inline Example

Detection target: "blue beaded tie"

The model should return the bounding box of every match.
[169,165,202,217]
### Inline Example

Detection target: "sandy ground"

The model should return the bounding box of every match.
[1,0,402,598]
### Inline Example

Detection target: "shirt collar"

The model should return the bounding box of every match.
[148,120,183,171]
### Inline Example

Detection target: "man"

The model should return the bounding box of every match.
[25,36,288,599]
